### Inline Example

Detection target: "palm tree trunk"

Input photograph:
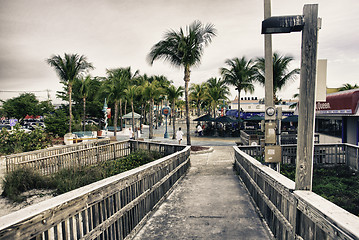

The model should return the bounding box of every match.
[237,89,241,118]
[197,104,200,117]
[119,99,123,131]
[68,83,73,133]
[114,100,119,136]
[184,66,191,145]
[172,100,176,139]
[83,97,86,132]
[131,101,135,139]
[124,100,127,115]
[149,99,154,139]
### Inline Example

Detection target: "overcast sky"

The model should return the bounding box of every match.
[1,0,358,104]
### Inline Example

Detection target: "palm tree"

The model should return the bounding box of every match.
[78,75,92,131]
[103,67,134,135]
[205,77,229,118]
[143,80,163,139]
[254,52,299,103]
[338,83,359,91]
[124,85,139,138]
[189,83,206,116]
[220,57,256,114]
[148,20,217,145]
[167,85,184,139]
[47,53,94,132]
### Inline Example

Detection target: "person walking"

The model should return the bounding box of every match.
[176,127,184,144]
[196,124,203,136]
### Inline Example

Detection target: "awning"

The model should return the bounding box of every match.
[193,114,215,122]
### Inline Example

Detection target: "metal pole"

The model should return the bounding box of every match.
[264,0,274,111]
[164,115,169,138]
[295,4,319,191]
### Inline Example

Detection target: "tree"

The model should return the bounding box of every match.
[47,53,94,132]
[76,75,93,131]
[204,77,229,118]
[189,83,206,116]
[254,52,299,103]
[167,85,184,139]
[124,85,139,137]
[1,93,53,122]
[103,67,138,135]
[143,80,163,139]
[221,57,256,114]
[148,20,217,145]
[338,83,359,91]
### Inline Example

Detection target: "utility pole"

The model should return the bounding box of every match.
[295,4,319,191]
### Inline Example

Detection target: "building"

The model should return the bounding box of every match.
[315,88,359,145]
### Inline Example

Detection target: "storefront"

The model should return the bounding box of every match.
[315,89,359,145]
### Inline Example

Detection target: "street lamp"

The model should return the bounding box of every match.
[162,106,171,138]
[262,4,320,191]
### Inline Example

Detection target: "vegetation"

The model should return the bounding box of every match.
[280,164,359,216]
[167,85,184,139]
[148,20,217,145]
[0,124,52,155]
[47,53,94,133]
[254,52,300,103]
[221,57,256,113]
[338,83,359,91]
[1,93,53,123]
[1,150,163,202]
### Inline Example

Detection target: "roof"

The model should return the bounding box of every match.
[316,89,359,115]
[123,112,141,119]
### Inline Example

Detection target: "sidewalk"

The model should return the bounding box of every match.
[132,146,272,240]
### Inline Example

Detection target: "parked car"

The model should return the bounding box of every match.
[0,124,11,131]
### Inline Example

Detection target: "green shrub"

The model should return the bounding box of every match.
[1,167,54,202]
[1,150,164,202]
[0,124,52,155]
[44,109,69,137]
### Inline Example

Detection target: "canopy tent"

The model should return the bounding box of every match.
[213,116,240,123]
[245,115,264,121]
[193,114,215,122]
[123,112,141,119]
[282,115,298,122]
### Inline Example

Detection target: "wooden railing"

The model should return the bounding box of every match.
[234,146,359,240]
[0,141,190,240]
[5,139,110,174]
[239,143,359,171]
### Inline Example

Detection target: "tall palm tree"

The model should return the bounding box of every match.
[254,52,300,103]
[47,53,94,132]
[124,85,139,138]
[103,67,132,135]
[78,75,93,131]
[148,20,217,145]
[220,57,256,114]
[205,77,229,118]
[338,83,359,91]
[167,85,184,139]
[189,82,206,116]
[143,80,163,139]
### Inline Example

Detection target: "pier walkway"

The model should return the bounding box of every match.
[132,146,272,239]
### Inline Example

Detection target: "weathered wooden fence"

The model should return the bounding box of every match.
[234,146,359,240]
[0,141,190,240]
[239,143,359,171]
[5,139,110,174]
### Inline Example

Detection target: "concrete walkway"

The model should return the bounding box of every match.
[132,146,272,240]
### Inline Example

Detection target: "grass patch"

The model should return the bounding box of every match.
[280,164,359,217]
[2,150,164,202]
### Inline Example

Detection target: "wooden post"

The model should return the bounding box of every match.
[295,4,319,191]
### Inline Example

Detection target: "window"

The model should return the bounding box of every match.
[316,118,342,138]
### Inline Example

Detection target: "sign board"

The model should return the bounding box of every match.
[265,145,282,163]
[162,106,171,116]
[9,119,18,127]
[316,59,327,102]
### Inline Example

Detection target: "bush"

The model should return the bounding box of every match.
[0,124,52,155]
[44,109,69,137]
[1,167,54,202]
[1,150,164,202]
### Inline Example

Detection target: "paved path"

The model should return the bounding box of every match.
[132,146,272,240]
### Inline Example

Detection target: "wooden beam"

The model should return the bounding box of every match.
[295,4,319,191]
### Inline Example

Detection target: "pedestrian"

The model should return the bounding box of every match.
[128,127,134,139]
[196,124,203,136]
[176,127,184,144]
